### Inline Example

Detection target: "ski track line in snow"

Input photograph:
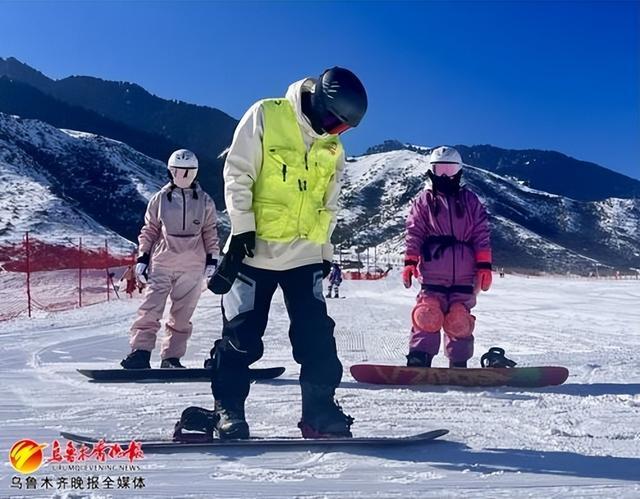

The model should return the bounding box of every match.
[1,276,639,497]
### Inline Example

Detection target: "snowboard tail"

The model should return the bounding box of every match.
[350,364,568,388]
[78,366,285,382]
[60,429,448,452]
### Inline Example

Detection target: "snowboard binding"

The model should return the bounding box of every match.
[173,406,219,443]
[480,347,517,368]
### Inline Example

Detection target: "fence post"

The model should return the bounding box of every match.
[78,237,83,308]
[105,240,110,302]
[25,232,32,318]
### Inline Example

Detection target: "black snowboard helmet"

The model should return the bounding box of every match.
[304,67,368,135]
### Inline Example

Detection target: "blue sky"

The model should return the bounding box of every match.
[1,0,638,178]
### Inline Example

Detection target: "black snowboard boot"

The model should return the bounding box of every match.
[120,349,151,369]
[161,358,186,368]
[173,406,218,442]
[214,399,250,440]
[406,351,432,367]
[298,383,354,438]
[449,360,468,368]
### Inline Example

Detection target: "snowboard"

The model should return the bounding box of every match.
[77,366,285,383]
[350,364,568,388]
[60,428,448,452]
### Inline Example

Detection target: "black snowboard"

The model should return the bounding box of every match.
[77,366,285,383]
[60,429,448,452]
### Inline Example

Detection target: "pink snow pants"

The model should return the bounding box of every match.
[409,290,476,363]
[129,268,203,359]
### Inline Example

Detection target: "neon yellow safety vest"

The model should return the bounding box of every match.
[253,98,343,244]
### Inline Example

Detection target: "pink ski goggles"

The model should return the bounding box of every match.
[431,162,462,177]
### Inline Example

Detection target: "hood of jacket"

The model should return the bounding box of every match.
[285,78,333,143]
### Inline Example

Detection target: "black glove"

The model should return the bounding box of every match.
[135,253,150,284]
[204,254,218,279]
[208,252,242,295]
[228,231,256,258]
[322,260,332,278]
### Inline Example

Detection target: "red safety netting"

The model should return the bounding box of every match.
[343,270,387,280]
[0,233,136,321]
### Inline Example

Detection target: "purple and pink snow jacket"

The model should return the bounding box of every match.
[405,187,491,289]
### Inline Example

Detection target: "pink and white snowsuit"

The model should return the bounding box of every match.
[129,183,219,359]
[405,187,491,363]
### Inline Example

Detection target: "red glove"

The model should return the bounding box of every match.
[475,249,492,293]
[402,257,420,289]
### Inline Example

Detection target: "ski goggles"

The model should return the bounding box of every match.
[431,162,462,177]
[320,112,352,135]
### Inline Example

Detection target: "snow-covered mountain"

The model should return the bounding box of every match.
[1,112,637,274]
[337,149,640,274]
[0,112,167,252]
[366,140,640,201]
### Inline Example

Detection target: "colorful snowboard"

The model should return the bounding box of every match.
[60,429,449,452]
[350,364,568,388]
[78,366,285,383]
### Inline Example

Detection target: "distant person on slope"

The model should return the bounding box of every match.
[402,146,492,368]
[121,149,219,369]
[326,262,343,298]
[120,265,137,298]
[207,67,367,440]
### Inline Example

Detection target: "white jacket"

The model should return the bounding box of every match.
[223,78,345,271]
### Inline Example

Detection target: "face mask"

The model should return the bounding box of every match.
[428,170,462,195]
[169,167,198,189]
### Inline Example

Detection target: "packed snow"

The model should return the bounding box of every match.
[1,273,639,497]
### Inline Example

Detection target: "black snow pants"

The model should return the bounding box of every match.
[210,263,343,402]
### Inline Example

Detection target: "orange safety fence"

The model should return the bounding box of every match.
[343,270,388,280]
[0,233,135,321]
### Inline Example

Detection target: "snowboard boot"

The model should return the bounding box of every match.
[120,349,151,369]
[214,399,250,440]
[326,293,332,298]
[173,406,218,442]
[334,291,339,298]
[161,357,186,368]
[298,383,354,438]
[449,360,468,368]
[406,351,432,367]
[480,347,517,368]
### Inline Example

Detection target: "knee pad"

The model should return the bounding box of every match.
[411,296,444,333]
[443,303,475,339]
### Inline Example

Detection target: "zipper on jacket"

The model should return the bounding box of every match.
[282,163,287,182]
[447,195,456,286]
[297,148,310,235]
[181,189,187,231]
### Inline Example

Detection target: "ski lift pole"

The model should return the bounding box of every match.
[105,240,110,302]
[78,237,83,308]
[374,245,377,276]
[25,232,32,318]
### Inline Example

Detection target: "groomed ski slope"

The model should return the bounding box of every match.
[1,273,639,498]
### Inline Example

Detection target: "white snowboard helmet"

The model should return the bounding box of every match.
[429,146,462,177]
[168,149,199,189]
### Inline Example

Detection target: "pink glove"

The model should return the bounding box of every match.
[475,249,492,293]
[402,257,420,289]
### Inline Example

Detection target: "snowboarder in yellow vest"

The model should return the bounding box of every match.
[208,67,367,440]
